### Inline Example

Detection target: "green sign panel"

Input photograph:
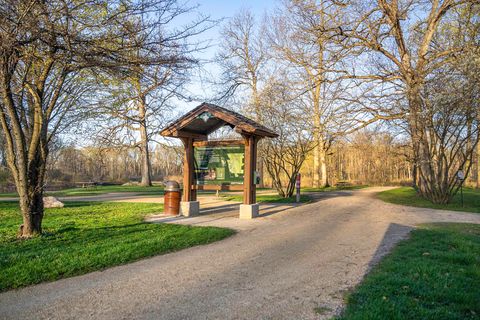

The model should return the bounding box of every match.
[194,145,245,185]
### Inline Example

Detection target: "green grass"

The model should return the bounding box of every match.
[49,185,165,197]
[301,185,368,192]
[378,187,480,214]
[0,192,17,198]
[338,223,480,320]
[0,185,166,198]
[221,194,311,203]
[0,201,234,292]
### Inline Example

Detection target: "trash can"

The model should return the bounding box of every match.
[164,181,181,215]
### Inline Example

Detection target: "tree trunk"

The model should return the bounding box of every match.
[257,157,265,188]
[412,162,418,189]
[251,84,265,188]
[265,157,285,197]
[408,85,437,200]
[407,84,453,204]
[18,190,44,237]
[139,136,152,186]
[320,146,329,187]
[466,118,472,186]
[312,107,322,188]
[313,143,321,188]
[17,151,47,238]
[138,98,152,187]
[477,111,480,189]
[477,141,480,189]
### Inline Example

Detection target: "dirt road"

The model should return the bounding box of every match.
[1,187,479,319]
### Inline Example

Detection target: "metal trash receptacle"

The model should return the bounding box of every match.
[164,181,181,215]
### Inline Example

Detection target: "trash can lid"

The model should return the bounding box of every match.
[164,180,180,192]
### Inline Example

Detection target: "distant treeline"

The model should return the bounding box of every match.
[1,130,478,192]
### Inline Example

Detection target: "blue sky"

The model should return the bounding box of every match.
[193,0,276,59]
[73,1,278,147]
[173,0,277,112]
[199,0,275,18]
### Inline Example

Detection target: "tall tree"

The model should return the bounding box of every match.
[95,7,212,186]
[339,0,480,203]
[260,76,314,197]
[217,9,266,118]
[216,9,269,186]
[0,0,186,237]
[269,0,354,188]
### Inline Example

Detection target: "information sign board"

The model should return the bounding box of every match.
[194,145,245,184]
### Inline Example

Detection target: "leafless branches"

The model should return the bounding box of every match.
[0,0,208,236]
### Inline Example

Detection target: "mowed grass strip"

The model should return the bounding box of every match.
[338,223,480,320]
[378,187,480,214]
[301,185,368,192]
[0,185,166,198]
[48,185,166,197]
[0,201,234,292]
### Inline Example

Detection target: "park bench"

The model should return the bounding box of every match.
[334,181,352,188]
[75,181,98,189]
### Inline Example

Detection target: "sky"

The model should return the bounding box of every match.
[71,1,278,147]
[172,0,277,113]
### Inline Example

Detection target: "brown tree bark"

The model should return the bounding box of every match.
[138,96,152,187]
[477,142,480,189]
[18,187,44,237]
[320,146,329,187]
[313,139,321,188]
[312,86,324,188]
[477,113,480,189]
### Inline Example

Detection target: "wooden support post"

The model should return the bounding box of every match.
[243,135,257,204]
[181,137,196,202]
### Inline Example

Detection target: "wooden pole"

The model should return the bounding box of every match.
[243,135,257,204]
[181,137,196,202]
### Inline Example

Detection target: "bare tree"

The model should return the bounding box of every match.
[268,0,359,188]
[95,6,213,186]
[216,9,270,186]
[261,77,314,197]
[216,9,266,117]
[325,130,412,185]
[338,0,480,203]
[0,0,189,237]
[95,67,185,186]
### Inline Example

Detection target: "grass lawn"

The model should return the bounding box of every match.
[0,201,234,292]
[48,185,165,197]
[0,185,166,198]
[378,187,480,214]
[221,194,311,203]
[0,192,17,198]
[301,185,368,192]
[338,223,480,320]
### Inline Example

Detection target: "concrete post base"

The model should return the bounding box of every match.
[239,204,259,219]
[180,201,200,217]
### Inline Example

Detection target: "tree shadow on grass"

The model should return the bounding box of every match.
[366,223,414,272]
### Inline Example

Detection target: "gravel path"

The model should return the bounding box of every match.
[1,187,479,320]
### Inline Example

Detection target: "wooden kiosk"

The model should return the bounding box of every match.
[160,103,278,219]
